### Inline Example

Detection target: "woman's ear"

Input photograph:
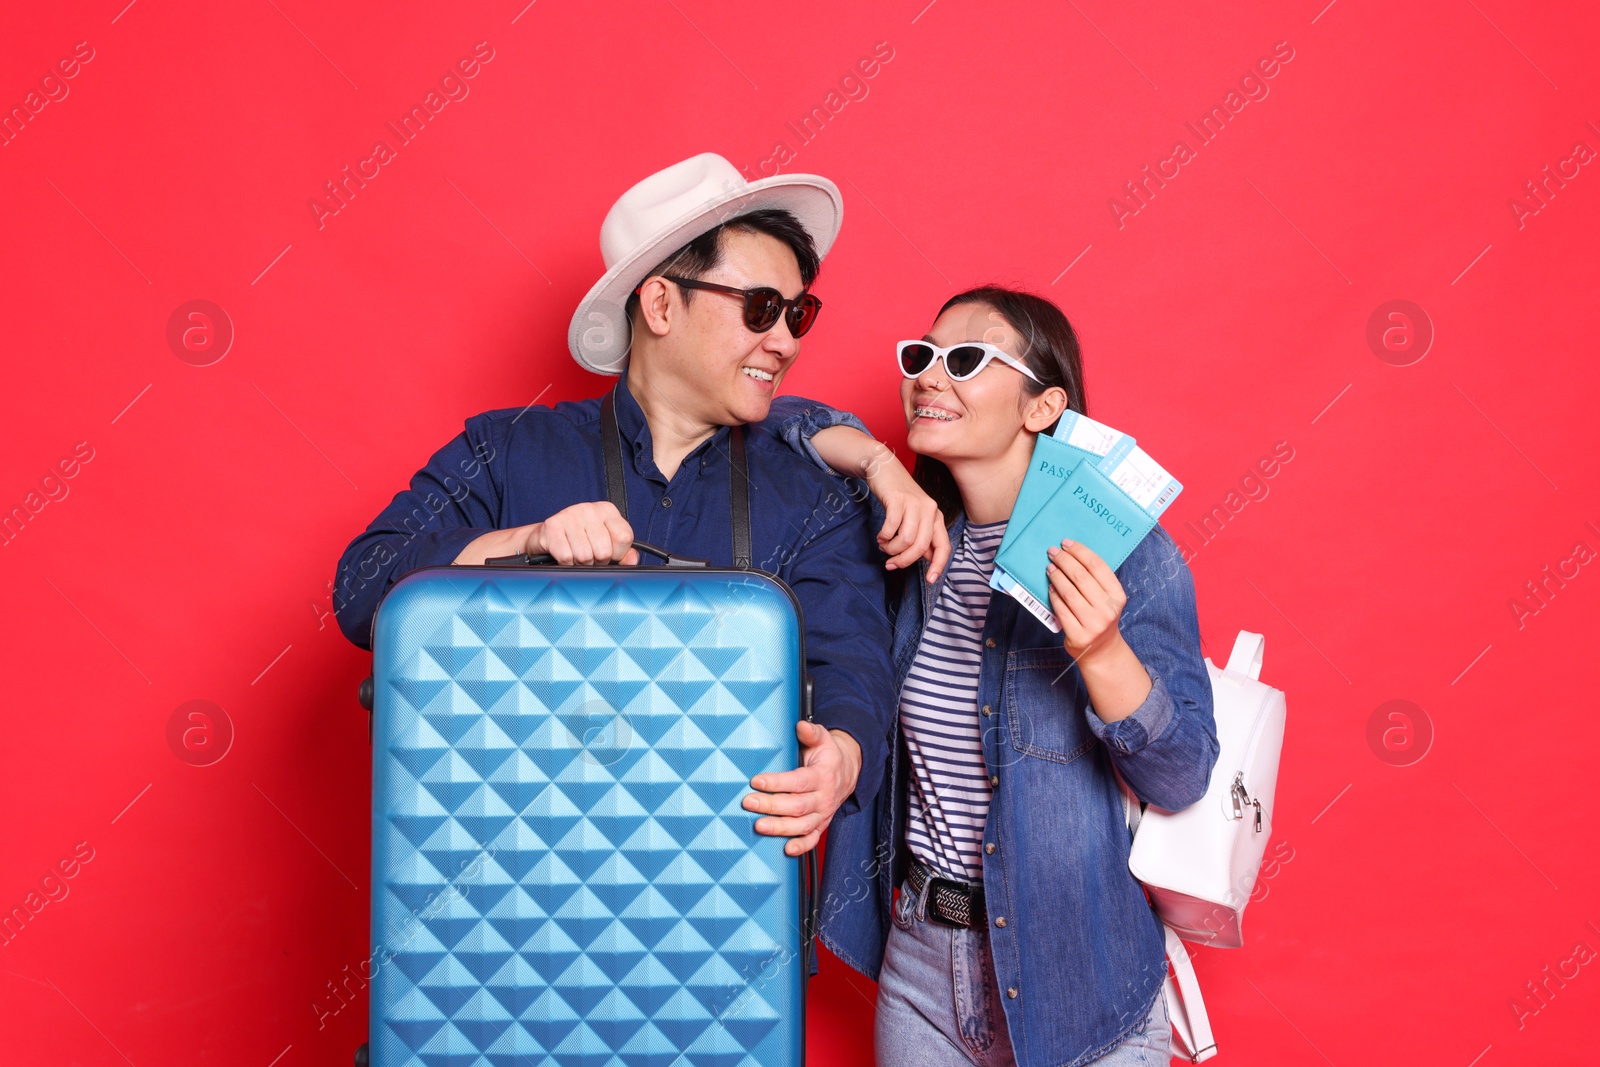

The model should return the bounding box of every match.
[1022,386,1070,433]
[635,276,676,338]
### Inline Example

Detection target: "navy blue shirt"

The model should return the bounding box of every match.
[332,373,896,810]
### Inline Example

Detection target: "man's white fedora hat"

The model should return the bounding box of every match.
[568,152,844,375]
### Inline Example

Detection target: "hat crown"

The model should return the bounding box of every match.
[569,152,843,375]
[600,152,745,267]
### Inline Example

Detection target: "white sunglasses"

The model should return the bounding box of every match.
[896,340,1041,383]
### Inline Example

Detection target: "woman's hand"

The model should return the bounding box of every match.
[1045,539,1127,662]
[808,426,951,581]
[1045,538,1152,722]
[863,446,951,582]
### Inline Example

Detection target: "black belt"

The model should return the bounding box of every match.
[908,856,987,928]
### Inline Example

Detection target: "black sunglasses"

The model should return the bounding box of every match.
[649,275,823,338]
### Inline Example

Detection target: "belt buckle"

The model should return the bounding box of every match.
[925,875,973,928]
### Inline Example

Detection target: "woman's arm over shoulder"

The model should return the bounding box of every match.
[758,395,875,476]
[1083,526,1220,811]
[758,396,952,581]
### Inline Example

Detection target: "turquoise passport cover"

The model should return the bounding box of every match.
[1006,432,1132,540]
[995,460,1157,606]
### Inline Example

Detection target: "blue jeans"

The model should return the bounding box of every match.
[875,876,1172,1067]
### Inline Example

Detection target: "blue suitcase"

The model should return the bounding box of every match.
[356,392,817,1067]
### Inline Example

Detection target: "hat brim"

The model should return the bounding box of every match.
[568,174,844,376]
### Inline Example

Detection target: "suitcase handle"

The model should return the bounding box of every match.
[483,540,711,568]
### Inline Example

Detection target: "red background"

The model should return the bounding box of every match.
[2,1,1597,1064]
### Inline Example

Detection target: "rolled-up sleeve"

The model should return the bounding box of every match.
[333,414,506,650]
[1083,527,1219,812]
[1086,673,1177,756]
[783,494,897,813]
[761,395,875,476]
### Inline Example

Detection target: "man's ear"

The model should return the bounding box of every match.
[1022,386,1070,433]
[635,276,676,338]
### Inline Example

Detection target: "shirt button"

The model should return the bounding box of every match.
[985,638,996,649]
[981,704,992,716]
[994,916,1007,928]
[1007,987,1018,999]
[661,496,672,508]
[989,775,999,788]
[985,843,996,855]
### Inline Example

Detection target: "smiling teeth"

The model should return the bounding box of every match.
[742,367,774,382]
[915,407,958,421]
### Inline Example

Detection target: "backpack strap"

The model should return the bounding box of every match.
[1116,764,1217,1062]
[602,382,753,569]
[1163,924,1218,1062]
[1226,631,1265,679]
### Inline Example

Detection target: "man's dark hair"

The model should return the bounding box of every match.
[624,208,821,327]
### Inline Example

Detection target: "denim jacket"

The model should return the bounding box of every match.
[761,397,1220,1067]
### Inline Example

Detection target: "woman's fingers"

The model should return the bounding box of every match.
[910,509,936,567]
[884,506,931,570]
[882,503,919,556]
[1047,556,1092,620]
[1048,543,1128,654]
[927,515,952,582]
[1058,540,1124,605]
[877,497,905,547]
[1047,579,1088,649]
[1048,542,1108,603]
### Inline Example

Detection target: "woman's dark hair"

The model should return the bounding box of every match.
[911,285,1089,525]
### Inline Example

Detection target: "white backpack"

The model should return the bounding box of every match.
[1119,630,1288,1062]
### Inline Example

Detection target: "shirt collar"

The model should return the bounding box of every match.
[962,517,1007,561]
[612,366,733,478]
[612,366,648,449]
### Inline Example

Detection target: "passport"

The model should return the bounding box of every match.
[1007,410,1136,537]
[991,431,1182,632]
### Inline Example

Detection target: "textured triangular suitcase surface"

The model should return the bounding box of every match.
[369,566,805,1067]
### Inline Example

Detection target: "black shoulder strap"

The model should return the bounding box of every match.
[602,382,753,569]
[728,423,752,569]
[600,385,629,517]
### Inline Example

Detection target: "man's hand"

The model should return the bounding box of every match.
[453,501,639,566]
[532,501,639,565]
[742,723,862,856]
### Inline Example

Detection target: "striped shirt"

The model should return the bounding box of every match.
[900,518,1007,883]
